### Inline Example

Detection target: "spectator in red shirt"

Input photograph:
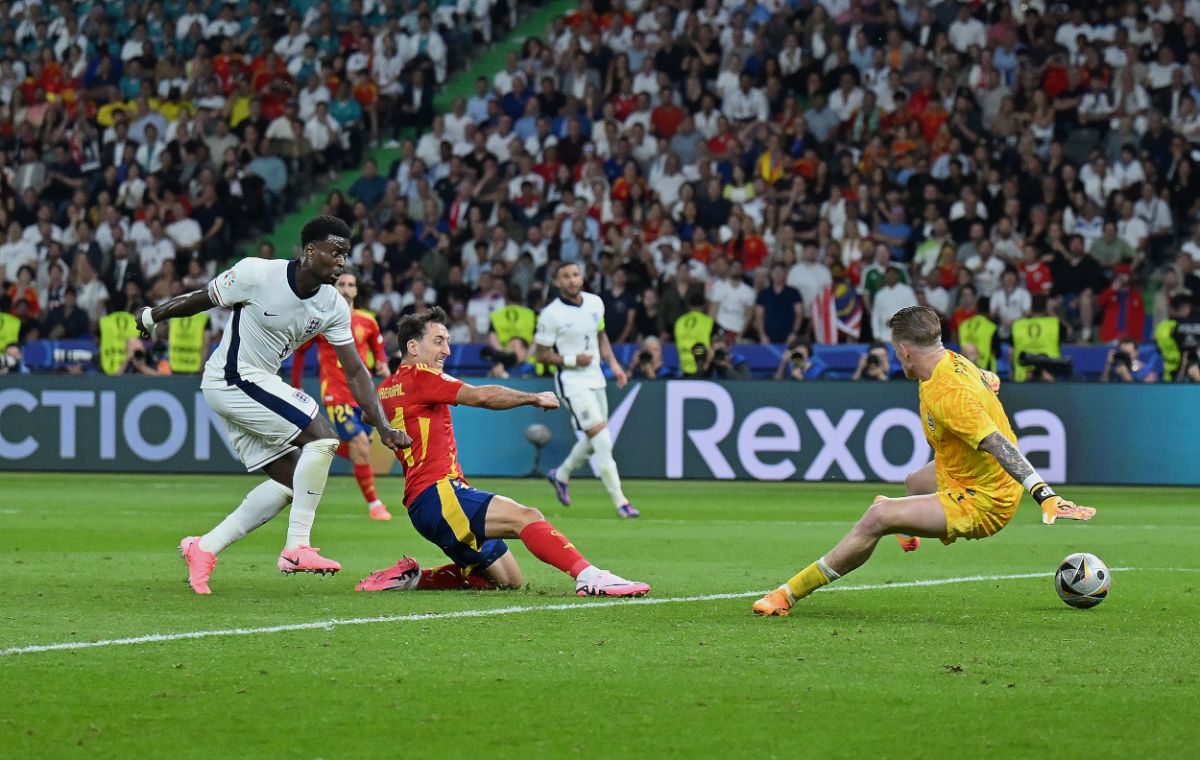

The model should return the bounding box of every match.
[1097,264,1145,343]
[1019,242,1053,295]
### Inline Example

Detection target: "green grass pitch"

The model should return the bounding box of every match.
[1,473,1198,758]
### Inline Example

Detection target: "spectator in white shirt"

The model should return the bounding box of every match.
[1078,78,1115,130]
[786,243,834,307]
[1112,144,1146,188]
[0,221,37,284]
[352,227,387,267]
[1080,156,1123,206]
[135,124,168,174]
[485,116,518,164]
[274,17,310,59]
[828,72,864,122]
[444,97,474,143]
[493,52,520,96]
[138,219,176,281]
[1117,199,1150,254]
[871,266,918,342]
[722,73,769,123]
[708,259,756,341]
[947,5,986,54]
[304,102,342,174]
[176,0,208,40]
[964,240,1006,298]
[988,269,1032,339]
[1145,46,1179,91]
[298,73,331,121]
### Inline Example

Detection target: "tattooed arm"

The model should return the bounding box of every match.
[978,432,1095,524]
[977,432,1037,484]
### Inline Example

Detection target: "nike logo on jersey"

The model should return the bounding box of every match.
[264,311,281,317]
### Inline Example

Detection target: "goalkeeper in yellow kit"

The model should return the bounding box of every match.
[754,305,1095,617]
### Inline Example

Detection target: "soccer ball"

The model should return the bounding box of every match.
[1054,552,1111,609]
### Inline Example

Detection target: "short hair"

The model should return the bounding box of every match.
[301,215,351,246]
[888,305,942,346]
[397,306,448,356]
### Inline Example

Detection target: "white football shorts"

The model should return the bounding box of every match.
[202,375,319,471]
[559,387,608,431]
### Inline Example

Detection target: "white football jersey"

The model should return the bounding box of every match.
[535,292,607,394]
[201,258,352,388]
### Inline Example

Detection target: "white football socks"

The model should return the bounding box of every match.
[589,428,628,509]
[285,438,338,551]
[555,436,593,484]
[199,480,294,555]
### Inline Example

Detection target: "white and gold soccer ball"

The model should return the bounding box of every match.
[1054,552,1111,609]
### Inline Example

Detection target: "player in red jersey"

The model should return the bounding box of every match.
[291,271,394,520]
[355,307,651,597]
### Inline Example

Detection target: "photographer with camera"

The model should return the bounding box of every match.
[120,336,164,376]
[773,337,826,381]
[0,343,28,375]
[852,342,892,381]
[696,335,750,380]
[629,336,670,380]
[483,336,536,379]
[1101,338,1160,383]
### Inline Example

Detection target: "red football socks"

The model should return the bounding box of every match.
[353,463,378,503]
[417,564,494,590]
[519,520,590,578]
[336,442,350,459]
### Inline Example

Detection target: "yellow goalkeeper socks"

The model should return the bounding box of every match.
[783,557,841,602]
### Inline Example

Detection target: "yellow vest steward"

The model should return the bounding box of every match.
[169,313,208,373]
[490,305,536,345]
[1154,319,1179,381]
[99,312,143,375]
[957,314,997,371]
[0,312,19,349]
[1010,316,1061,382]
[674,310,714,375]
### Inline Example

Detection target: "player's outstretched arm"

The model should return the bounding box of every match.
[335,342,411,450]
[456,384,559,411]
[134,288,215,338]
[978,432,1095,524]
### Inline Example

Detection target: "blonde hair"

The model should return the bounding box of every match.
[888,305,942,347]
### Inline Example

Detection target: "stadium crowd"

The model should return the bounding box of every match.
[3,0,1200,383]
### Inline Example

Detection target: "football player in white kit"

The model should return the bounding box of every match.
[534,262,640,518]
[134,216,410,594]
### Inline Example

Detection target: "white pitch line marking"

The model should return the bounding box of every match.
[0,567,1169,657]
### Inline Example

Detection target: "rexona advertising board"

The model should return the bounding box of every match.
[0,378,1196,485]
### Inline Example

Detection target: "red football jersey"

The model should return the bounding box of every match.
[292,309,387,404]
[377,363,466,506]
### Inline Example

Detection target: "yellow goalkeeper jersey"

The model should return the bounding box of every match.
[918,350,1023,504]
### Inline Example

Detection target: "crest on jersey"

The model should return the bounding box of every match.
[926,413,935,433]
[293,390,312,404]
[303,318,320,336]
[219,269,237,289]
